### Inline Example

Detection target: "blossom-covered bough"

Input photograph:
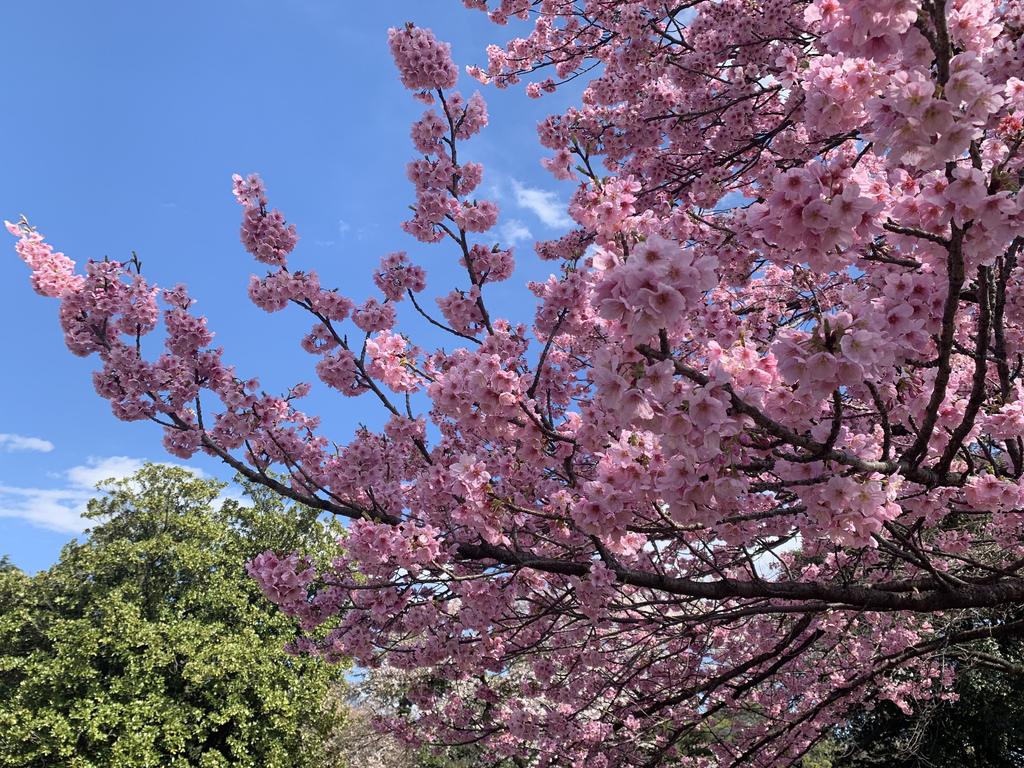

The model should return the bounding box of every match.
[10,1,1024,764]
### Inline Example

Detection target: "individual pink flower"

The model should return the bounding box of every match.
[944,166,988,213]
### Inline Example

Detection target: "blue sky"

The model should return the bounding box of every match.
[0,1,580,572]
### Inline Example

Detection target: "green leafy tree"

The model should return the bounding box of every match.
[0,465,347,768]
[820,619,1024,768]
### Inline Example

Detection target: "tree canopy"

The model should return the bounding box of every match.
[0,465,345,768]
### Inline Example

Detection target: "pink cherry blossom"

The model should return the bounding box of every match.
[12,6,1024,767]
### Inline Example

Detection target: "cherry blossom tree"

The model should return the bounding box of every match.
[10,0,1024,764]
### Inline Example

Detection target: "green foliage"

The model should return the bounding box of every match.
[0,465,346,768]
[827,632,1024,768]
[801,738,839,768]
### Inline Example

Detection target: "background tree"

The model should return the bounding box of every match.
[0,465,346,768]
[329,665,518,768]
[825,613,1024,767]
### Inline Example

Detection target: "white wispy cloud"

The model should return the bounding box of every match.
[511,180,572,229]
[0,456,205,534]
[485,181,504,201]
[337,218,375,241]
[0,485,94,533]
[497,219,533,246]
[64,456,151,489]
[0,433,55,453]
